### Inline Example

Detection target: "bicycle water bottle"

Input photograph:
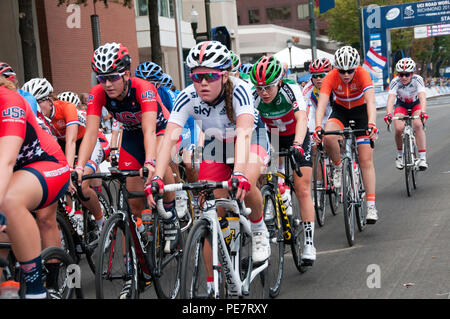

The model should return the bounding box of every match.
[279,182,292,216]
[219,217,231,248]
[141,209,153,243]
[0,280,20,299]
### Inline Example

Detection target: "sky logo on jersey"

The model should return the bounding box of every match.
[141,90,155,100]
[193,105,211,117]
[2,106,25,120]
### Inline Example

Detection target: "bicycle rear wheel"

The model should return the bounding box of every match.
[261,185,284,298]
[41,246,76,299]
[95,213,138,299]
[149,212,183,299]
[56,210,77,263]
[180,219,226,299]
[403,134,414,197]
[289,187,307,273]
[342,158,356,247]
[313,151,327,226]
[327,160,339,216]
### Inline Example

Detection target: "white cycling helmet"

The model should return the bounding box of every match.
[186,41,231,70]
[92,42,131,75]
[334,46,360,70]
[396,57,416,73]
[57,91,81,107]
[22,78,53,101]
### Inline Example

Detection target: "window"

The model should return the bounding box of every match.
[297,4,309,20]
[266,7,291,21]
[135,0,174,18]
[248,9,260,24]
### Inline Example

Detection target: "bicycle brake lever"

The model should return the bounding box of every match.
[70,171,90,201]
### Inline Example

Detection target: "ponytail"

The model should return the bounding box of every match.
[224,78,235,124]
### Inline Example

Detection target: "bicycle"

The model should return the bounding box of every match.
[75,168,182,299]
[178,180,270,299]
[60,179,112,274]
[321,121,373,247]
[312,142,339,227]
[260,148,306,298]
[388,113,424,197]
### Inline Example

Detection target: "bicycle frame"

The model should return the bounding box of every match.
[392,115,420,170]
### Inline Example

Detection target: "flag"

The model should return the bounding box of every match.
[316,0,335,14]
[364,47,387,73]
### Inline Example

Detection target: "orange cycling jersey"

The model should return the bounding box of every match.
[320,66,374,109]
[50,100,85,140]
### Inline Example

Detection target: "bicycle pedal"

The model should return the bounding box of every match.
[164,240,171,254]
[301,259,314,267]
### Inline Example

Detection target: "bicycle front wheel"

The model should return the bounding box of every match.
[355,164,367,232]
[95,213,138,299]
[180,219,226,299]
[327,159,339,216]
[289,187,307,273]
[313,151,327,226]
[261,185,284,298]
[403,133,414,197]
[41,246,76,299]
[342,158,356,247]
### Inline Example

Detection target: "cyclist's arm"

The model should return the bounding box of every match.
[315,92,330,128]
[64,124,78,168]
[77,114,101,168]
[141,111,157,163]
[234,114,254,173]
[293,110,308,145]
[364,87,377,125]
[153,122,183,178]
[418,91,427,113]
[386,93,397,115]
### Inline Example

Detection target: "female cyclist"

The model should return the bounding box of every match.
[146,40,271,264]
[250,55,317,265]
[313,46,379,224]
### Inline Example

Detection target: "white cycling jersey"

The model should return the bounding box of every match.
[302,80,333,132]
[169,76,262,142]
[389,74,426,104]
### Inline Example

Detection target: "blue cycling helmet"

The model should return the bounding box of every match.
[160,73,173,89]
[239,63,253,74]
[135,61,163,82]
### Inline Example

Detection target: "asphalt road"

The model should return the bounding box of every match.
[77,95,450,299]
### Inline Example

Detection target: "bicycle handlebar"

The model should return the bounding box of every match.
[275,149,303,178]
[387,115,424,132]
[321,128,375,149]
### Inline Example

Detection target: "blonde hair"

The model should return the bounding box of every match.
[224,78,235,124]
[0,76,17,91]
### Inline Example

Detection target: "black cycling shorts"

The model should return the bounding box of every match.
[327,103,368,138]
[268,131,312,168]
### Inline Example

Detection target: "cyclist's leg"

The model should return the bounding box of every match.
[35,202,60,249]
[394,106,407,159]
[323,119,344,165]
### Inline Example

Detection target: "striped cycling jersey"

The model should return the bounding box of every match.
[320,66,374,109]
[302,80,333,132]
[388,74,426,104]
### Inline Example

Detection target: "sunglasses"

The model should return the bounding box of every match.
[311,73,327,79]
[189,72,225,83]
[338,69,355,75]
[255,83,278,92]
[96,72,125,84]
[399,72,412,78]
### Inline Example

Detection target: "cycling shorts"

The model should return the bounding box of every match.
[327,103,369,138]
[19,161,70,210]
[268,131,313,168]
[198,128,270,182]
[394,99,421,115]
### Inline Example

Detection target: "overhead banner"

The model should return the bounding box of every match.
[363,0,450,88]
[414,23,450,38]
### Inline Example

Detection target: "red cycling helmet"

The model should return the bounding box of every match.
[92,42,131,74]
[309,58,332,74]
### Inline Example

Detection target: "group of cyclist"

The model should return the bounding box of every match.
[0,37,429,298]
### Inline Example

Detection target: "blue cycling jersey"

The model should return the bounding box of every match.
[18,89,38,116]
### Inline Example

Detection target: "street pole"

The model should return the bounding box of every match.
[205,0,212,40]
[358,0,364,61]
[309,0,317,61]
[173,0,185,89]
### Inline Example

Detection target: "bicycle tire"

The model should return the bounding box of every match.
[342,158,356,246]
[148,211,183,299]
[56,210,77,263]
[180,219,226,299]
[313,151,327,226]
[411,138,418,190]
[328,160,339,216]
[403,133,413,197]
[95,213,138,299]
[355,163,367,232]
[289,186,307,273]
[261,185,284,298]
[41,246,76,299]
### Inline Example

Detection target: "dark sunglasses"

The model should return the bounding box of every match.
[338,69,355,75]
[189,72,225,83]
[399,72,412,78]
[311,73,327,79]
[96,72,124,84]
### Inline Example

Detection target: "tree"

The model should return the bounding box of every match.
[19,0,40,81]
